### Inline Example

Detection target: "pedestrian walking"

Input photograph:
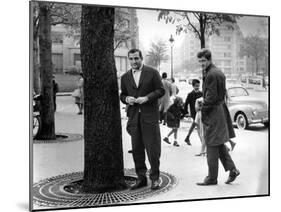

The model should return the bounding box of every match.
[52,75,59,111]
[171,78,179,97]
[72,73,84,115]
[196,49,240,186]
[120,49,165,190]
[159,72,173,125]
[183,79,203,145]
[163,96,185,147]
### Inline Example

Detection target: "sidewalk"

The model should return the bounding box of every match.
[33,98,269,206]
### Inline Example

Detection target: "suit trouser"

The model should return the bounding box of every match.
[206,144,236,180]
[130,113,161,181]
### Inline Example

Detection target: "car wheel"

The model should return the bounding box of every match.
[236,113,248,130]
[33,115,41,139]
[264,122,269,128]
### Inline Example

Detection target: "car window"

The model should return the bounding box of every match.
[228,87,248,97]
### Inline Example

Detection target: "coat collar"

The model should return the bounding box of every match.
[128,65,148,89]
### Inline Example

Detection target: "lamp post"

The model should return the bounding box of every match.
[169,34,175,79]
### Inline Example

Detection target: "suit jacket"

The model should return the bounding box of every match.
[120,65,165,126]
[201,63,235,146]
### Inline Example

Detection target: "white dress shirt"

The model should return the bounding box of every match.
[132,64,143,87]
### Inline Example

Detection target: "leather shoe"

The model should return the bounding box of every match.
[151,179,161,190]
[225,168,240,184]
[163,137,171,144]
[130,178,147,190]
[197,177,217,186]
[184,137,192,145]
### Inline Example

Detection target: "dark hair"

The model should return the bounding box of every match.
[197,48,212,60]
[192,79,200,86]
[162,72,167,79]
[128,49,143,59]
[173,96,183,105]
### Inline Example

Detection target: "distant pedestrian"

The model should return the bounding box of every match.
[196,49,240,186]
[52,75,59,111]
[262,75,267,90]
[183,79,203,145]
[171,78,179,97]
[72,73,84,115]
[159,72,173,125]
[163,96,185,147]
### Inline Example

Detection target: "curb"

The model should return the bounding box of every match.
[57,92,72,96]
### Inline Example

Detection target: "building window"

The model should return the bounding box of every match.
[51,32,63,44]
[74,53,81,66]
[224,36,231,42]
[224,52,231,57]
[115,56,128,75]
[224,68,232,73]
[224,60,231,66]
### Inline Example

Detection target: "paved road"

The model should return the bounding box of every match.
[33,95,269,206]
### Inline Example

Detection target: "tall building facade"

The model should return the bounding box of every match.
[178,23,247,78]
[50,8,139,78]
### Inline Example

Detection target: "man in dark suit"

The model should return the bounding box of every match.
[196,49,240,186]
[120,49,165,190]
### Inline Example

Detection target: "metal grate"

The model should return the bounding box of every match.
[33,169,177,209]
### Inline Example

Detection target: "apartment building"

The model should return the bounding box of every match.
[50,8,139,78]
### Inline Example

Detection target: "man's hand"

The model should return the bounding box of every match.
[135,96,148,104]
[126,96,136,105]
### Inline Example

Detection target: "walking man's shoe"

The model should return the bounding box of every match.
[151,179,161,190]
[173,141,180,147]
[197,177,217,186]
[163,137,171,144]
[184,137,192,145]
[225,168,240,184]
[130,178,147,190]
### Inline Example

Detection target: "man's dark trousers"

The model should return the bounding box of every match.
[207,144,236,180]
[130,113,161,181]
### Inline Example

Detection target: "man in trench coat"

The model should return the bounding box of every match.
[120,49,165,190]
[196,49,240,185]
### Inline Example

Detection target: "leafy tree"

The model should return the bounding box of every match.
[80,6,126,193]
[146,40,168,71]
[158,11,240,48]
[240,35,267,75]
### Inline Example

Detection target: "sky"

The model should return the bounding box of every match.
[136,9,269,52]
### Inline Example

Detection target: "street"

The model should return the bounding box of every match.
[33,87,268,206]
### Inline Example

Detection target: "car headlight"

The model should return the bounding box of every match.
[252,111,258,116]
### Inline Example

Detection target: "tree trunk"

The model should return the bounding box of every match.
[32,2,40,94]
[33,38,40,94]
[199,15,205,48]
[81,6,126,193]
[37,2,56,140]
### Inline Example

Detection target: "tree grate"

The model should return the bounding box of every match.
[33,169,177,209]
[33,133,83,144]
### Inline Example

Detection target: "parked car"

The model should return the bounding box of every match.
[226,86,268,130]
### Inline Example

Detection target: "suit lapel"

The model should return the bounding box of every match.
[138,65,147,88]
[127,69,137,89]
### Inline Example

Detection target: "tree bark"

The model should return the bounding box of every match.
[37,2,56,140]
[33,38,40,94]
[199,15,205,48]
[81,6,126,193]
